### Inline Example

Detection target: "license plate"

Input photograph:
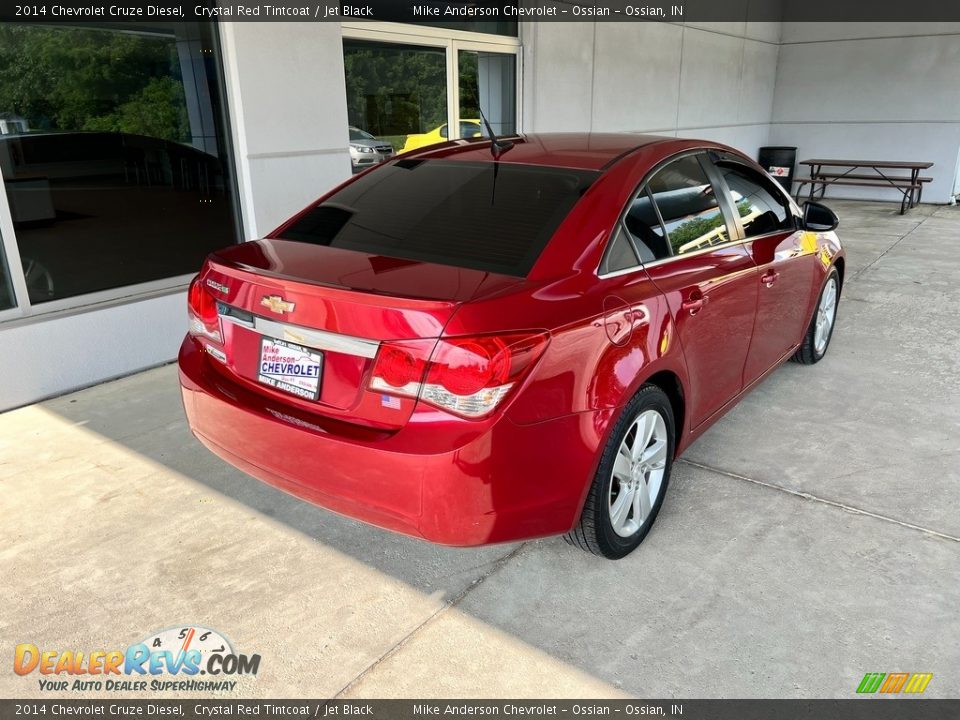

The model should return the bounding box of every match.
[257,336,323,401]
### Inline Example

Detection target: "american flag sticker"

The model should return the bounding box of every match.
[381,394,402,410]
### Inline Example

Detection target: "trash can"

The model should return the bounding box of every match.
[758,146,797,194]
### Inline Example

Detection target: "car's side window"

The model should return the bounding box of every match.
[439,124,448,139]
[623,190,670,262]
[601,224,640,275]
[715,161,795,238]
[647,155,732,257]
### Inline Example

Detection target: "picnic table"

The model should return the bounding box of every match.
[794,159,933,214]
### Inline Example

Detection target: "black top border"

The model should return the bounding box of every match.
[4,0,960,24]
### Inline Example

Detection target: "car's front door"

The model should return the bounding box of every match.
[621,153,759,429]
[709,158,819,385]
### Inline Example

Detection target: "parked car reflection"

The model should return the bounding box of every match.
[401,120,485,153]
[349,127,395,173]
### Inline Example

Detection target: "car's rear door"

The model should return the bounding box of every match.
[620,152,759,429]
[708,157,818,385]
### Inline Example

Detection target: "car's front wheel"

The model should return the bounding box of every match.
[564,385,675,559]
[792,266,840,364]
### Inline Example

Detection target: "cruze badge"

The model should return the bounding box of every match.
[205,278,229,294]
[260,295,295,314]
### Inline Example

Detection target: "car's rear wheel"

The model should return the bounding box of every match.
[792,266,840,365]
[564,385,675,559]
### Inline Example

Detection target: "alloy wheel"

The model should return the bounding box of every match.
[608,409,668,538]
[814,276,838,355]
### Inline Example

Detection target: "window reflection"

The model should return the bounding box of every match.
[0,23,238,304]
[343,40,448,158]
[648,156,729,256]
[716,162,794,238]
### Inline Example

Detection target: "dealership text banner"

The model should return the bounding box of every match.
[1,701,960,720]
[6,0,960,23]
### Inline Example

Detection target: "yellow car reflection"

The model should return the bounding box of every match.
[402,120,484,153]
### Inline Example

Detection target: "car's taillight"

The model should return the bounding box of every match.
[187,276,222,343]
[369,332,549,419]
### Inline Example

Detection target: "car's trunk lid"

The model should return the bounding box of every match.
[199,239,525,429]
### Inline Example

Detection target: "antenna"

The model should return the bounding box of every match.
[478,107,513,159]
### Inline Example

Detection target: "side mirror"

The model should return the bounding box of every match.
[802,201,839,232]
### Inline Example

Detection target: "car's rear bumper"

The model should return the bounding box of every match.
[178,337,608,546]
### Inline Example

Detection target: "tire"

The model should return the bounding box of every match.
[792,266,840,365]
[564,385,675,559]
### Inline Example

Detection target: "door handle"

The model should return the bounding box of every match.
[761,270,779,287]
[681,291,707,315]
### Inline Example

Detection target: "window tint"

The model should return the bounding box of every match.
[716,162,794,238]
[280,160,598,277]
[623,191,669,262]
[0,23,238,304]
[601,225,639,274]
[648,155,730,256]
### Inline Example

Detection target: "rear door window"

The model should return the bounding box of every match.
[278,159,598,276]
[623,190,670,262]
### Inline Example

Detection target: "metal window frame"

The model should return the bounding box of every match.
[340,21,523,147]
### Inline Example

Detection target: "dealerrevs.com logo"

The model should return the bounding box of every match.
[14,625,260,693]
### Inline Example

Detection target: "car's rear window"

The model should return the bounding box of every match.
[278,159,599,277]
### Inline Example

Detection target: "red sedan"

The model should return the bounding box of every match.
[179,134,844,559]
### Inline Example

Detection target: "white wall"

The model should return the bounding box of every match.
[770,23,960,203]
[0,292,187,412]
[219,22,353,238]
[522,16,781,157]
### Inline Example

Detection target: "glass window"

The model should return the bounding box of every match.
[343,40,448,160]
[624,190,670,262]
[279,160,598,277]
[648,155,730,256]
[343,41,517,167]
[715,162,794,238]
[601,225,639,275]
[0,23,238,305]
[459,50,517,137]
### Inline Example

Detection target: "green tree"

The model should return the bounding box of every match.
[0,25,189,143]
[83,76,189,141]
[343,42,447,137]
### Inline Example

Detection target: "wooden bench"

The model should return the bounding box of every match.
[795,159,934,214]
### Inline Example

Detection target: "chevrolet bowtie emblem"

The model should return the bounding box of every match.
[260,295,295,314]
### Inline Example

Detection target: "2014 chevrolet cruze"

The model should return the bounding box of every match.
[179,133,844,559]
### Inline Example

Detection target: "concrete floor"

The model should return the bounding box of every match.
[1,200,958,699]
